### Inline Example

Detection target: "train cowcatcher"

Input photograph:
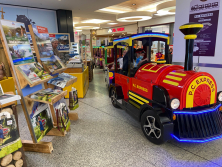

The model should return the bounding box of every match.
[108,23,222,144]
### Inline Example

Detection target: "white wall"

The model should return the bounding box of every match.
[174,0,222,91]
[138,15,175,27]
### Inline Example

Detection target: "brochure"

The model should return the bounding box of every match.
[0,20,35,65]
[53,98,70,133]
[17,62,51,84]
[30,88,62,102]
[47,73,75,88]
[29,102,53,142]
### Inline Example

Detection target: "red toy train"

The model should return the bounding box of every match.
[109,23,222,144]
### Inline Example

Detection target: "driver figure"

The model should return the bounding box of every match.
[134,49,148,68]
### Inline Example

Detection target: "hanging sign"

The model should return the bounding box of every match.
[189,0,220,57]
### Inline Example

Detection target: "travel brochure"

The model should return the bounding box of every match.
[30,88,62,102]
[40,55,65,73]
[0,112,22,158]
[29,102,53,142]
[47,73,75,88]
[31,25,54,57]
[0,20,35,65]
[17,62,52,84]
[53,98,70,133]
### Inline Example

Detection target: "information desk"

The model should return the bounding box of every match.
[64,67,89,98]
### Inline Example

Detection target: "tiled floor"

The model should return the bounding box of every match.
[18,68,222,167]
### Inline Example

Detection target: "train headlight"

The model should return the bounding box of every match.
[218,92,222,102]
[170,98,180,110]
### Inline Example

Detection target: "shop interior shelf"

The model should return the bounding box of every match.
[15,67,53,89]
[24,90,67,105]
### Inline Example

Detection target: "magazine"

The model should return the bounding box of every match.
[53,98,70,133]
[0,84,21,105]
[47,73,75,88]
[17,62,51,84]
[40,55,63,73]
[0,20,35,65]
[29,102,53,142]
[30,88,62,102]
[30,25,54,57]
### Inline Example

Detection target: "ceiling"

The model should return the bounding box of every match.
[0,0,176,29]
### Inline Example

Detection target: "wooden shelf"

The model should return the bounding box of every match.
[52,67,68,75]
[66,77,77,87]
[15,65,53,89]
[25,90,67,105]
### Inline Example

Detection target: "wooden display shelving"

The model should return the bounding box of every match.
[24,90,67,105]
[15,65,53,89]
[0,20,79,154]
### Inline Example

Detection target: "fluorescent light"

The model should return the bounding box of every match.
[99,8,125,13]
[81,19,110,24]
[107,23,118,25]
[75,30,82,32]
[147,9,156,12]
[117,16,152,22]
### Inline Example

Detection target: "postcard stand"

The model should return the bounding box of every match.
[0,21,77,154]
[28,25,79,134]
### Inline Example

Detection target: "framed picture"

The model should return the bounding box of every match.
[49,33,70,52]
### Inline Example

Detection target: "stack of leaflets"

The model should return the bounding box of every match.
[0,84,21,105]
[47,73,76,88]
[40,55,66,73]
[17,62,52,84]
[30,88,62,102]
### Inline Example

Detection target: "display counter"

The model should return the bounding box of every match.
[64,67,89,98]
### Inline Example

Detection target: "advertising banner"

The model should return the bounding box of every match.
[189,0,220,57]
[49,33,70,52]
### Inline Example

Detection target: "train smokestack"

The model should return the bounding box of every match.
[179,23,203,71]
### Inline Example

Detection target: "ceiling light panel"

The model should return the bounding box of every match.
[107,23,118,25]
[117,11,152,22]
[81,19,110,24]
[156,0,176,15]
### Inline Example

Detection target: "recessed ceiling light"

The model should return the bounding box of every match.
[156,0,176,16]
[75,23,100,29]
[117,11,152,22]
[132,4,136,6]
[81,19,110,24]
[99,8,126,13]
[107,23,118,25]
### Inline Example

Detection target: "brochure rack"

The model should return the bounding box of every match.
[0,20,78,154]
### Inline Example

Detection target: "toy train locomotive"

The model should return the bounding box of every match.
[109,23,222,144]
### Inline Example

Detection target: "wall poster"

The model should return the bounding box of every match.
[189,0,220,57]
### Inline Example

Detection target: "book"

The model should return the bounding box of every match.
[17,62,52,84]
[30,88,62,102]
[40,55,64,73]
[0,20,35,65]
[53,98,70,133]
[0,84,21,105]
[29,102,53,142]
[47,73,75,88]
[31,25,54,57]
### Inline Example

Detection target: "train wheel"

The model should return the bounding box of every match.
[110,88,119,108]
[141,110,165,145]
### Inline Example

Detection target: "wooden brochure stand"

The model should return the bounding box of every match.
[0,20,78,154]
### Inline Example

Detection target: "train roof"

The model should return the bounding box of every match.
[113,32,170,46]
